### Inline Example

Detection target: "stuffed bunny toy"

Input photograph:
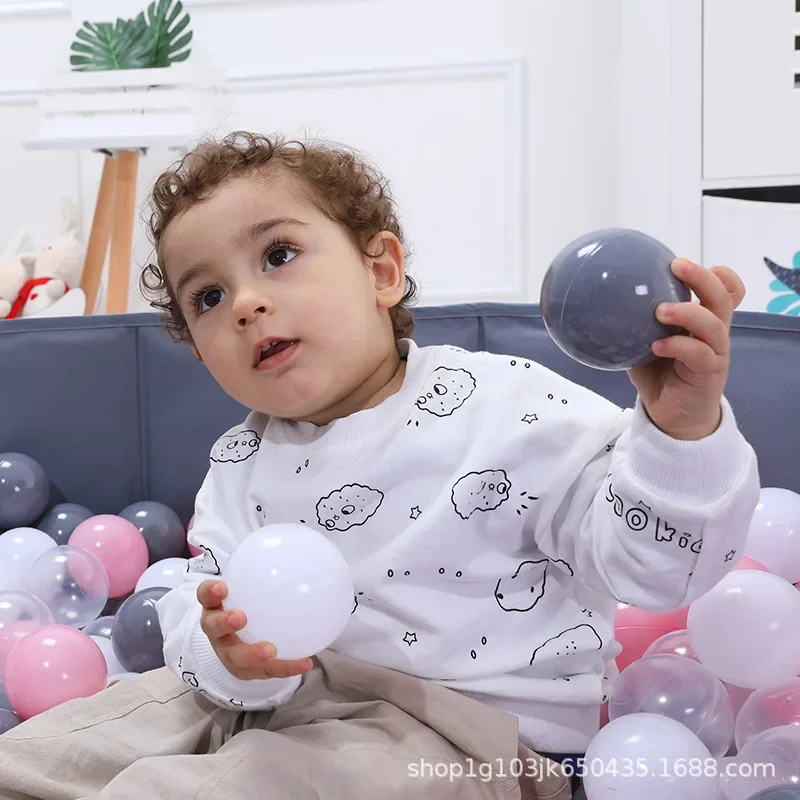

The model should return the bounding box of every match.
[20,199,84,318]
[0,231,36,319]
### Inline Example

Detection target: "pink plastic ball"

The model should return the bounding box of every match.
[5,624,107,719]
[69,515,148,597]
[614,602,689,672]
[187,515,201,558]
[732,554,771,572]
[0,620,43,679]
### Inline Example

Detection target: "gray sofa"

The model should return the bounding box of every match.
[1,303,797,530]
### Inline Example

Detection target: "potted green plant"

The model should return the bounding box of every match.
[69,0,192,72]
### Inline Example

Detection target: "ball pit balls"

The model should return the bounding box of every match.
[69,515,149,598]
[688,569,800,689]
[222,524,354,660]
[118,501,186,564]
[540,228,690,370]
[0,453,50,529]
[4,625,107,719]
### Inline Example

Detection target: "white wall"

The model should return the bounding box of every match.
[0,0,624,313]
[615,0,702,262]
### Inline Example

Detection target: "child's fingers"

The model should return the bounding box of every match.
[223,640,277,669]
[262,657,314,679]
[652,334,721,374]
[221,643,311,679]
[201,607,246,641]
[671,259,734,326]
[708,265,746,311]
[197,579,227,609]
[656,302,729,357]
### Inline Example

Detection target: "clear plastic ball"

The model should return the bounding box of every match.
[643,629,698,660]
[644,629,754,717]
[723,725,800,800]
[608,653,734,758]
[0,590,54,678]
[735,679,800,752]
[24,545,109,628]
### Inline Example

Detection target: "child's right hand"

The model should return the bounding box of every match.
[197,579,313,681]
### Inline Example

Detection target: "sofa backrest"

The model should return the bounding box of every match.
[1,304,797,526]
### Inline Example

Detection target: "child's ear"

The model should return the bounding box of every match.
[191,344,203,362]
[366,231,406,311]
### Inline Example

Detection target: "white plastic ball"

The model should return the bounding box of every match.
[222,524,354,660]
[135,557,188,593]
[582,712,718,800]
[745,488,800,582]
[687,570,800,689]
[0,528,56,589]
[90,634,126,678]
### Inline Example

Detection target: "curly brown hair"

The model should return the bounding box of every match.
[140,130,418,343]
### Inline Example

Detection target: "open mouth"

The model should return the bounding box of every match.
[255,339,298,367]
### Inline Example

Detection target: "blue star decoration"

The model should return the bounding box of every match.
[724,549,736,563]
[403,632,417,646]
[409,506,421,520]
[522,413,538,424]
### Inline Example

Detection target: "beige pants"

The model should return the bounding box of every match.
[0,650,571,800]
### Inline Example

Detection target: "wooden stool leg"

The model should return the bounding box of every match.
[80,154,115,314]
[107,150,140,314]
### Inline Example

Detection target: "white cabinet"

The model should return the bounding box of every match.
[703,0,800,181]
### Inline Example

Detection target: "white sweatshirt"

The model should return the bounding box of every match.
[156,339,760,753]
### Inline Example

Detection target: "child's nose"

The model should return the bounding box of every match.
[233,287,273,327]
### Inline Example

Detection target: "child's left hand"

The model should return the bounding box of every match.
[627,258,746,441]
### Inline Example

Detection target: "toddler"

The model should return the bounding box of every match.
[0,131,760,800]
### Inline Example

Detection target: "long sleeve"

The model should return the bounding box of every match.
[528,387,761,612]
[155,441,302,711]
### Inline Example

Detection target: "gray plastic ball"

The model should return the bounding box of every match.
[37,503,94,546]
[540,228,690,370]
[0,709,19,735]
[748,789,800,799]
[0,453,50,529]
[111,587,169,673]
[118,501,186,564]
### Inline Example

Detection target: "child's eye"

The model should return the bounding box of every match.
[191,286,225,314]
[264,244,299,270]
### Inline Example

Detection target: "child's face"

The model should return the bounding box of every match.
[160,172,406,423]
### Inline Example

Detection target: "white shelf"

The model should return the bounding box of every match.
[701,175,800,191]
[23,64,228,153]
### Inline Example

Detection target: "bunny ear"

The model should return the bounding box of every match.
[19,252,37,272]
[3,229,34,258]
[61,198,81,235]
